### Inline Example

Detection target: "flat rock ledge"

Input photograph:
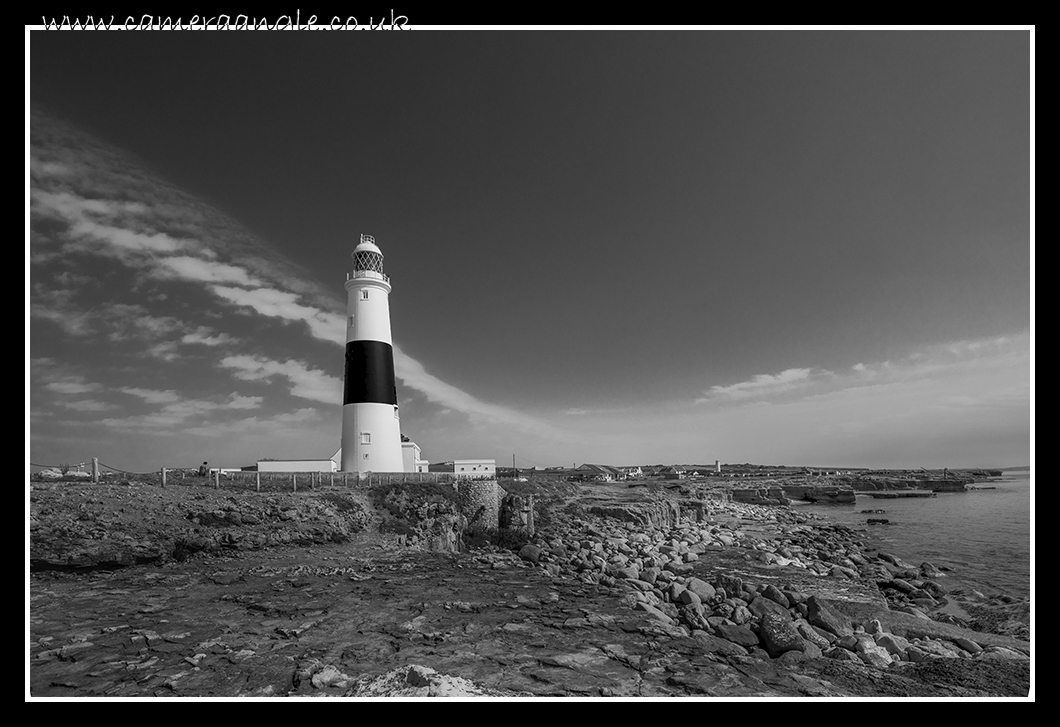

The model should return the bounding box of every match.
[30,480,1030,698]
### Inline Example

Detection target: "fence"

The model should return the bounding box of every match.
[170,469,453,492]
[30,459,457,493]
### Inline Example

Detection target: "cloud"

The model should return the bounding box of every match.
[699,367,822,402]
[219,355,342,404]
[97,392,270,432]
[211,285,345,343]
[57,399,116,412]
[121,388,181,404]
[229,395,264,409]
[391,344,564,439]
[157,256,261,286]
[181,328,236,346]
[697,333,1030,408]
[30,303,95,336]
[44,378,101,395]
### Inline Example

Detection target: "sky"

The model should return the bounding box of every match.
[27,27,1033,473]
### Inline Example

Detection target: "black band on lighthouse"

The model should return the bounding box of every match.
[343,340,398,405]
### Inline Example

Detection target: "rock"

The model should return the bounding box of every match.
[685,577,716,602]
[714,622,760,648]
[830,565,859,579]
[518,544,542,564]
[633,601,675,625]
[905,646,938,663]
[836,635,859,651]
[731,605,753,625]
[679,604,710,631]
[679,589,702,607]
[913,639,958,658]
[809,624,836,644]
[796,622,831,649]
[806,596,853,638]
[761,584,790,609]
[875,633,911,658]
[757,613,807,658]
[953,637,982,654]
[311,664,351,689]
[664,561,694,576]
[825,646,861,662]
[748,596,790,621]
[714,574,743,595]
[919,579,948,599]
[920,561,945,578]
[858,645,894,668]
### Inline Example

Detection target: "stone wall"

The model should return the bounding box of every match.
[454,478,503,529]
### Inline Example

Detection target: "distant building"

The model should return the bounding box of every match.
[401,440,430,473]
[657,466,686,480]
[454,459,496,479]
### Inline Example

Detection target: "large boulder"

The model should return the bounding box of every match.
[756,614,808,658]
[748,596,790,621]
[714,622,760,648]
[685,577,716,602]
[806,596,854,638]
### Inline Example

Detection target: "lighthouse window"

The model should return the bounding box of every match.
[361,290,369,300]
[347,316,354,327]
[361,432,371,445]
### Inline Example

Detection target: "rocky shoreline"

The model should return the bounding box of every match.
[28,475,1031,698]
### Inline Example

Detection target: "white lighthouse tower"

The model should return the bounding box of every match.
[340,234,404,473]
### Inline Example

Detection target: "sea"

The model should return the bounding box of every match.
[796,470,1032,600]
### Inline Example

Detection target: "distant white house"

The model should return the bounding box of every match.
[454,459,496,479]
[402,440,430,473]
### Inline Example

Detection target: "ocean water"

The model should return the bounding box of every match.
[797,470,1032,599]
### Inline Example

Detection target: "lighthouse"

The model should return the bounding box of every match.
[340,234,404,473]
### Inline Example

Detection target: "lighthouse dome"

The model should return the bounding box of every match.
[352,234,385,275]
[353,233,382,255]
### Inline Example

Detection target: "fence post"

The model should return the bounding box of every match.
[214,469,219,488]
[91,457,99,483]
[256,471,260,492]
[292,474,297,492]
[161,467,167,488]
